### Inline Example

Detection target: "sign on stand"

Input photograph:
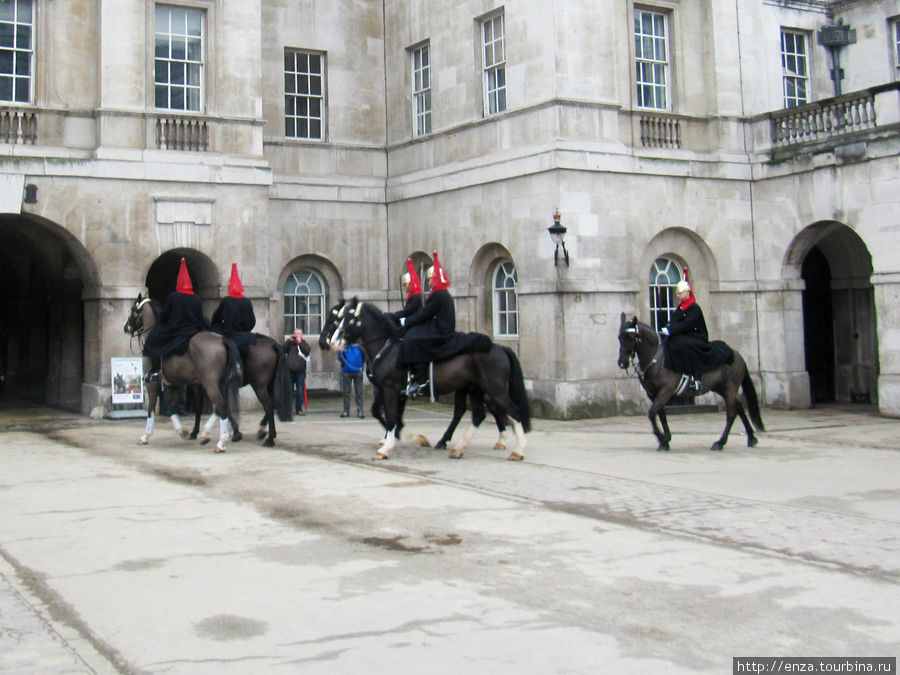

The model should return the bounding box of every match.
[110,357,146,418]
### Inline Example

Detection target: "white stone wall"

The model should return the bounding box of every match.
[2,0,899,418]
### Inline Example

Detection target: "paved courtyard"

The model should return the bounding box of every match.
[0,401,898,673]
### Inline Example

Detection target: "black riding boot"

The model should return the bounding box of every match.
[145,358,161,383]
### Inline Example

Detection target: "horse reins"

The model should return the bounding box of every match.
[623,324,663,382]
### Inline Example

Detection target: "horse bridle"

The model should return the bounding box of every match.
[621,323,662,381]
[125,297,154,352]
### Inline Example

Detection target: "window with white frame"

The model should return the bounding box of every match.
[411,43,431,137]
[892,18,900,80]
[481,12,506,116]
[781,29,809,108]
[154,5,204,111]
[0,0,33,103]
[649,257,683,331]
[634,7,669,110]
[285,50,325,141]
[493,261,518,337]
[284,268,325,335]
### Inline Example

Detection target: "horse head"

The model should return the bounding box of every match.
[124,293,155,337]
[319,299,349,351]
[617,313,640,369]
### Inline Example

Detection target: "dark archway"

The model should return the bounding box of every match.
[802,246,835,403]
[0,214,99,411]
[792,222,877,406]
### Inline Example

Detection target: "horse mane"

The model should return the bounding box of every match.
[356,301,401,340]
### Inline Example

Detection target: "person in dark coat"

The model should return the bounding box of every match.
[661,279,733,391]
[211,263,257,357]
[388,258,425,327]
[142,258,208,382]
[399,250,491,397]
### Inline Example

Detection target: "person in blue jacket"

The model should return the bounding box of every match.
[338,342,365,418]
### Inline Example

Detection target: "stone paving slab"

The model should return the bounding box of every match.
[0,403,898,673]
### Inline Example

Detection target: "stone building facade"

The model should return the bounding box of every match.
[1,0,898,418]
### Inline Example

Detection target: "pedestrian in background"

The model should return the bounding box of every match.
[284,328,311,415]
[338,343,364,418]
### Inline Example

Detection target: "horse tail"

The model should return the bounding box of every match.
[741,372,765,432]
[274,344,294,422]
[503,347,531,433]
[223,337,243,420]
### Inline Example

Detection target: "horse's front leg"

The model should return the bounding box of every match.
[647,392,673,451]
[373,389,402,460]
[658,408,672,447]
[139,381,160,445]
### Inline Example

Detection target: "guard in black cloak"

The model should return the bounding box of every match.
[210,263,258,357]
[389,257,425,327]
[660,278,733,392]
[142,258,208,382]
[399,250,491,397]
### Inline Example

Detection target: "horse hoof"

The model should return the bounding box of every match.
[372,451,389,460]
[710,443,724,451]
[414,434,431,448]
[137,438,149,446]
[434,441,447,450]
[256,429,267,440]
[448,449,464,459]
[178,429,190,440]
[198,435,210,445]
[232,431,243,443]
[747,436,758,447]
[189,432,198,440]
[263,438,275,448]
[214,444,226,453]
[507,452,524,462]
[493,442,507,451]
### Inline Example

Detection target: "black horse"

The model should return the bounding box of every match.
[617,313,764,451]
[319,305,510,452]
[320,298,531,460]
[189,335,294,447]
[124,294,242,452]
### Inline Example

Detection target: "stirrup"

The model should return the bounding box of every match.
[691,378,703,392]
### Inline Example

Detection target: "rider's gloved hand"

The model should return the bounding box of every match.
[660,327,670,336]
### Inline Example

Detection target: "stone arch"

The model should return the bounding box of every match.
[0,213,101,411]
[276,254,343,337]
[468,242,516,336]
[390,250,431,304]
[637,227,719,325]
[784,221,877,405]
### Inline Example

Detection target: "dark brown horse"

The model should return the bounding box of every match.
[321,298,530,460]
[617,313,764,451]
[124,294,242,452]
[189,335,294,447]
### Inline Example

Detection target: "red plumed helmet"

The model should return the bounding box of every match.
[175,258,194,295]
[227,263,245,298]
[429,250,450,292]
[404,258,423,299]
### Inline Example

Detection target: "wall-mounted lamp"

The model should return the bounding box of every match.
[23,184,37,204]
[817,19,856,97]
[548,209,569,267]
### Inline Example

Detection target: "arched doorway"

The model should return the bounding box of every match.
[793,222,877,405]
[145,249,219,311]
[0,214,99,411]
